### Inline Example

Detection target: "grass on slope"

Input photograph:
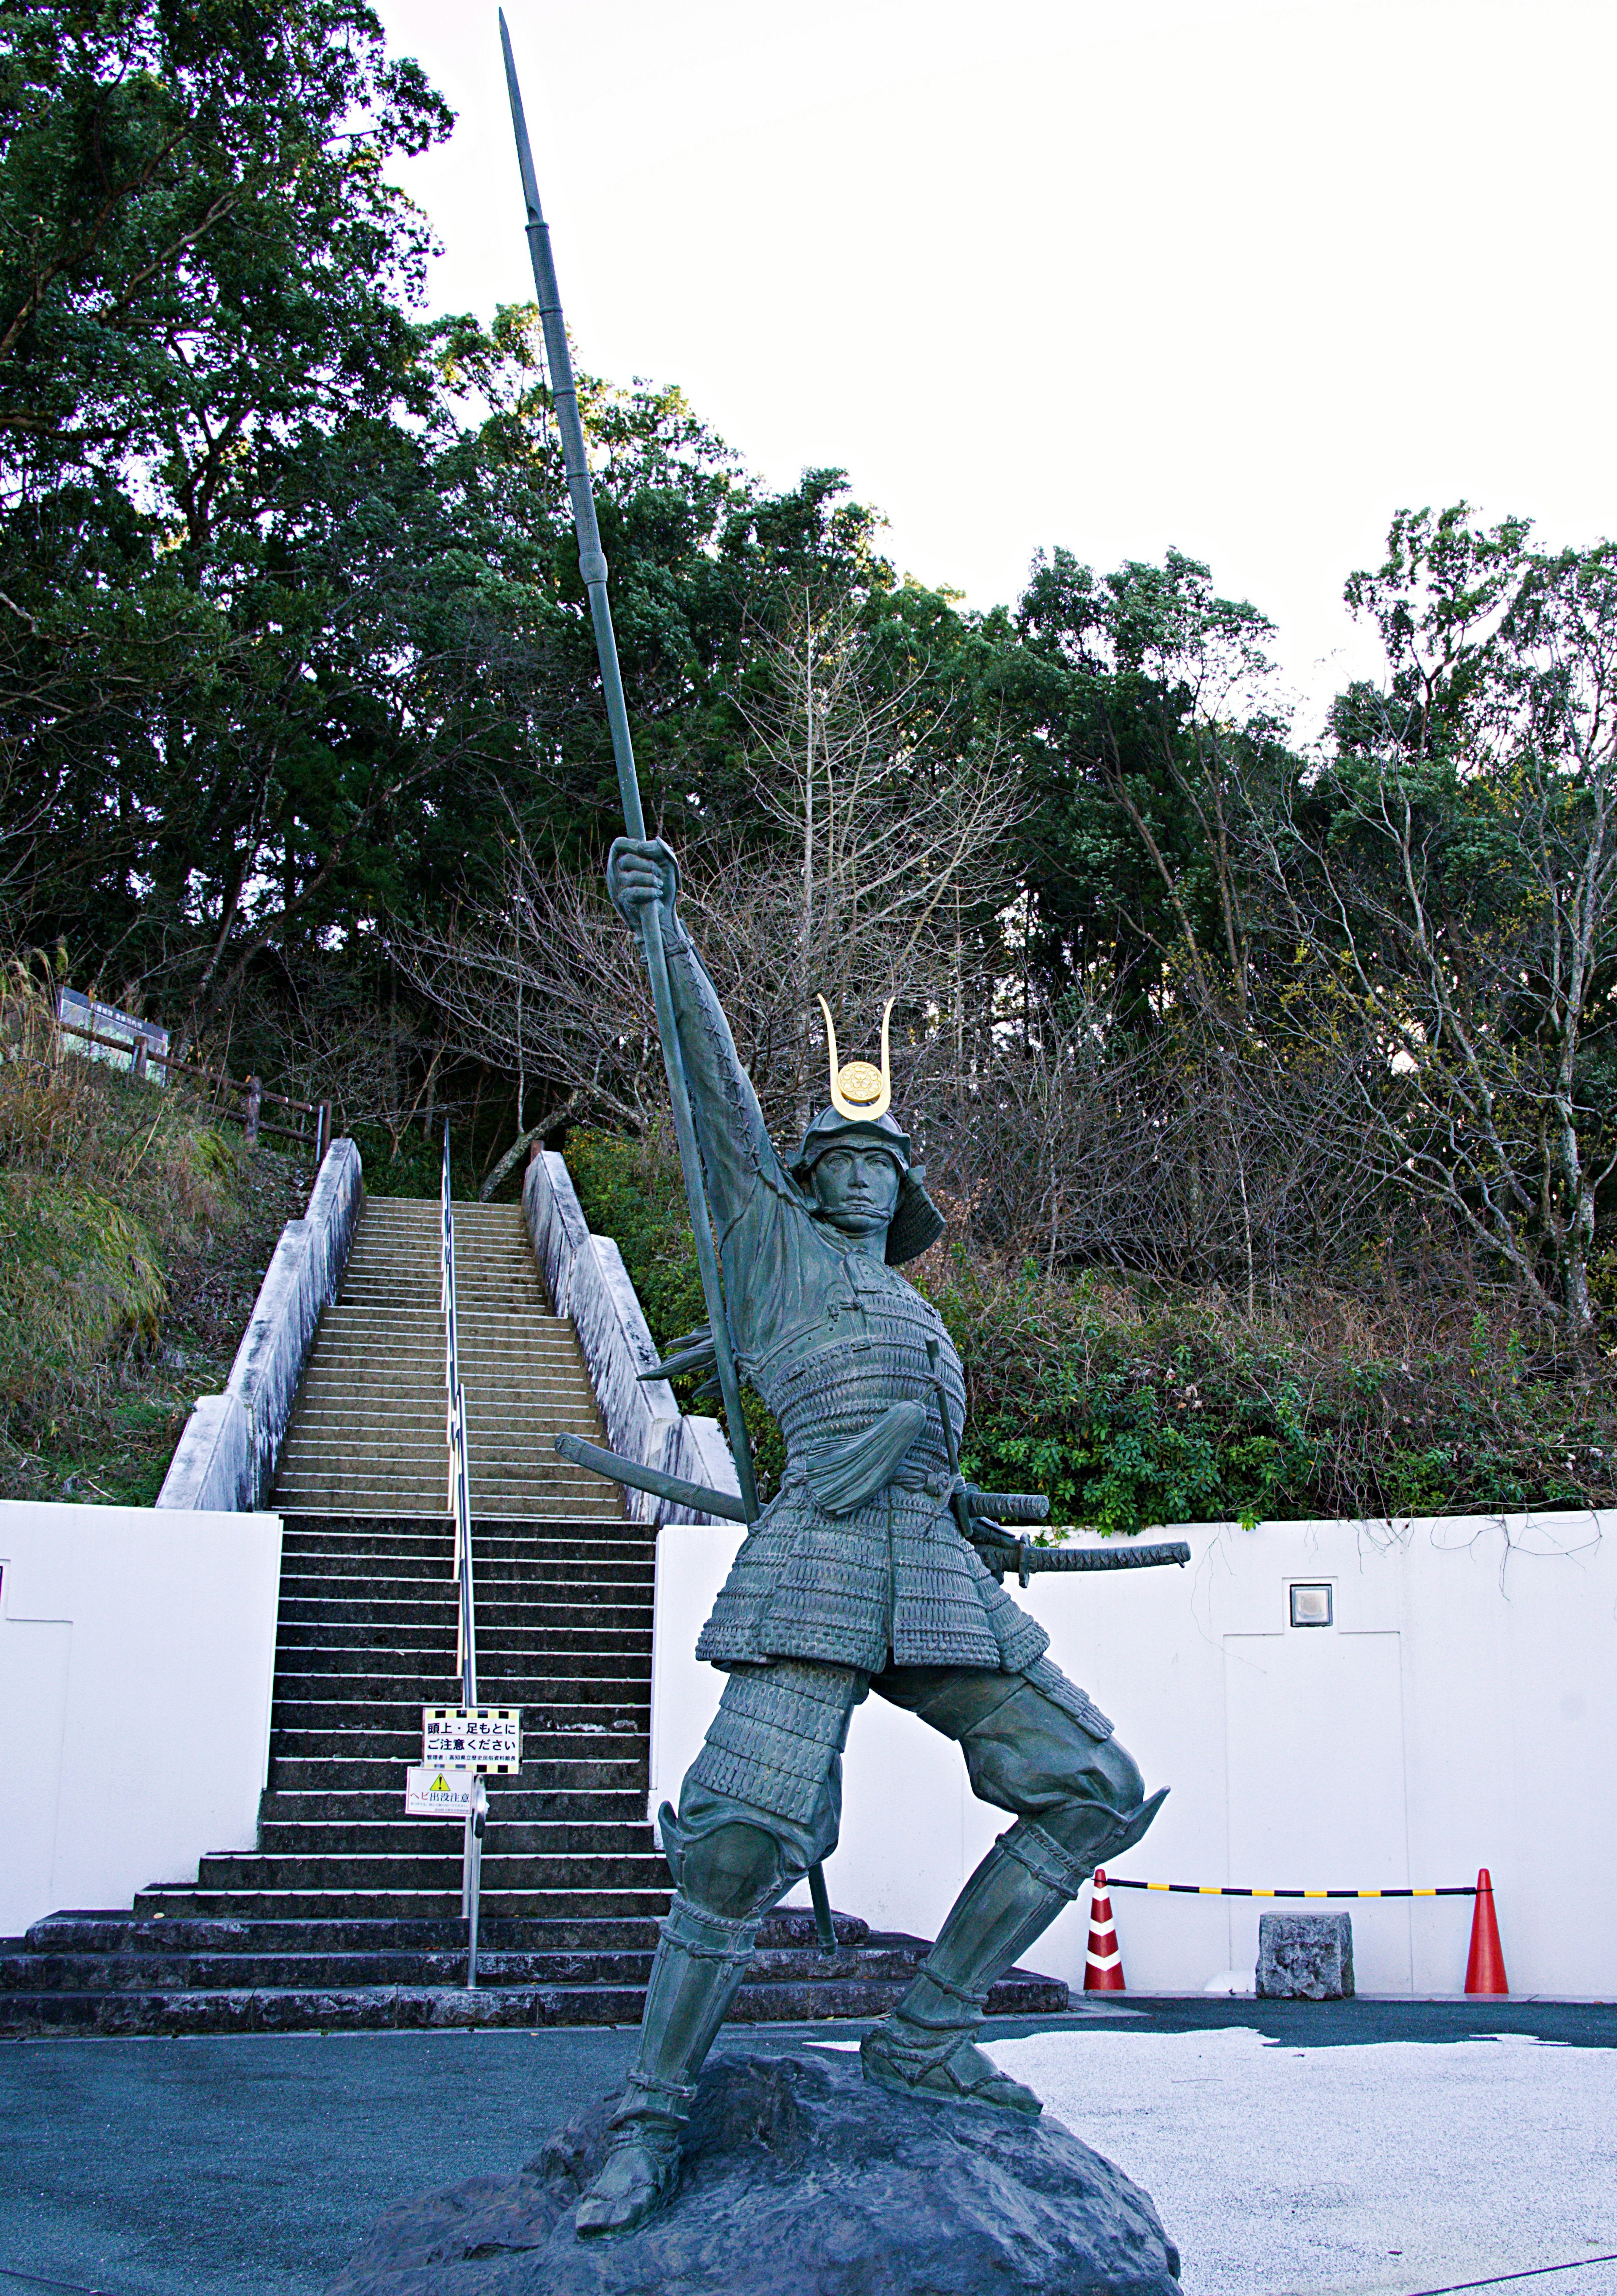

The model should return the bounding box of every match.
[1,1002,310,1506]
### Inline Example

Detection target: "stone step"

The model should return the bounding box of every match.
[293,1558,654,1581]
[285,1398,598,1419]
[266,1699,652,1726]
[267,1708,648,1751]
[275,1643,652,1676]
[0,1968,1065,2036]
[281,1522,650,1548]
[276,1563,654,1591]
[269,1712,646,1754]
[302,1342,584,1363]
[255,1819,656,1857]
[20,1908,865,1957]
[0,1937,934,1996]
[275,1443,604,1473]
[277,1555,650,1579]
[191,1850,672,1891]
[301,1368,587,1385]
[0,1944,948,1997]
[277,1604,652,1637]
[272,1470,620,1491]
[271,1492,627,1519]
[269,1756,648,1794]
[277,1644,652,1680]
[262,1788,646,1823]
[333,1296,553,1314]
[278,1562,654,1590]
[284,1405,602,1428]
[131,1886,675,1921]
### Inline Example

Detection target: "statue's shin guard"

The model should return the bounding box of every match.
[890,1820,1091,2042]
[611,1894,760,2145]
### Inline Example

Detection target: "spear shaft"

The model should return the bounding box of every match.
[499,14,759,1523]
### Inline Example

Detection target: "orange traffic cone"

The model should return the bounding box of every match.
[1464,1867,1509,1995]
[1084,1868,1126,1992]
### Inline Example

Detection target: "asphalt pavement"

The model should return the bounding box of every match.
[3,2000,1614,2296]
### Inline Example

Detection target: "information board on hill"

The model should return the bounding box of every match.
[421,1706,522,1774]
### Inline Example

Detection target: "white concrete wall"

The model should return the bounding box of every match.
[0,1501,283,1938]
[523,1149,739,1525]
[649,1512,1617,1998]
[158,1136,363,1512]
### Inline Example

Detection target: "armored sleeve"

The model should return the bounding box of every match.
[659,918,795,1248]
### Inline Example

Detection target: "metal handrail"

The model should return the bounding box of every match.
[441,1123,488,1986]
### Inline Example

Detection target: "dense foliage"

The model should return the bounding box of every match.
[568,1130,1615,1533]
[4,4,1616,1520]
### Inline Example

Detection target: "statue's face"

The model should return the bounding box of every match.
[809,1145,903,1238]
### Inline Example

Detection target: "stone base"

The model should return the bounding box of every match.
[1257,1910,1355,2000]
[326,2050,1182,2296]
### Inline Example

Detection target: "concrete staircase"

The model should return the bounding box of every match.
[272,1196,619,1518]
[0,1188,1069,2033]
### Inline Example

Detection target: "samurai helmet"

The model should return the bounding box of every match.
[789,995,946,1267]
[818,993,893,1120]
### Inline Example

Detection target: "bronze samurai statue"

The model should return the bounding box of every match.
[576,836,1167,2236]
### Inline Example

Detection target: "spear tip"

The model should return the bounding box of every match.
[498,9,544,226]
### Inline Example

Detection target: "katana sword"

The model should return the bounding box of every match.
[499,13,759,1524]
[555,1434,1191,1578]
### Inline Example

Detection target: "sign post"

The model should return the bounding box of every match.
[404,1708,522,1990]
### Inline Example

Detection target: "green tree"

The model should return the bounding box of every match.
[0,0,453,1009]
[1281,508,1617,1342]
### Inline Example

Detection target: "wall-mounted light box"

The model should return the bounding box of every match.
[1289,1582,1334,1628]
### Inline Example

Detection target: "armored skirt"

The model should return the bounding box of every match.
[691,1267,1062,1688]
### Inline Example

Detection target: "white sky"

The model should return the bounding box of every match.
[374,0,1617,739]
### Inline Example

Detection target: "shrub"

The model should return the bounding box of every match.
[564,1128,1617,1532]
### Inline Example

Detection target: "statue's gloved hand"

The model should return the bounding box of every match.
[607,835,681,933]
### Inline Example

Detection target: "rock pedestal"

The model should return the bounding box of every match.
[327,2050,1181,2296]
[1257,1910,1355,1999]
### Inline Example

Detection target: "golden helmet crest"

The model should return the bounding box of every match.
[816,995,895,1122]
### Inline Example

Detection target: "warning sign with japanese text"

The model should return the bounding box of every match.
[421,1706,522,1773]
[405,1766,473,1816]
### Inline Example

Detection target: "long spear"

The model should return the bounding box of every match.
[499,15,759,1525]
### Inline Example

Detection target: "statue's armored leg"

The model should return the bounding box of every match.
[861,1663,1165,2113]
[574,1881,764,2234]
[576,1660,862,2236]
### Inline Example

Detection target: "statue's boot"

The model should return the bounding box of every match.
[575,1894,758,2237]
[862,1799,1165,2115]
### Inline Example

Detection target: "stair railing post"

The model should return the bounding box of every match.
[464,1777,487,1988]
[442,1123,483,1987]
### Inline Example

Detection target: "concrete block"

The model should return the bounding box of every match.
[155,1391,254,1513]
[568,1235,681,1522]
[1257,1910,1355,1999]
[670,1415,744,1525]
[523,1150,588,1316]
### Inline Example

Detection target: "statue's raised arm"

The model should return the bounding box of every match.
[606,837,787,1253]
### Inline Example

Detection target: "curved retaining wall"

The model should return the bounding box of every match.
[157,1137,363,1512]
[523,1148,739,1525]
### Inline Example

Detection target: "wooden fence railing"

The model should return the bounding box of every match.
[54,1016,331,1161]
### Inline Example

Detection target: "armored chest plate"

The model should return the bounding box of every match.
[758,1253,963,1462]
